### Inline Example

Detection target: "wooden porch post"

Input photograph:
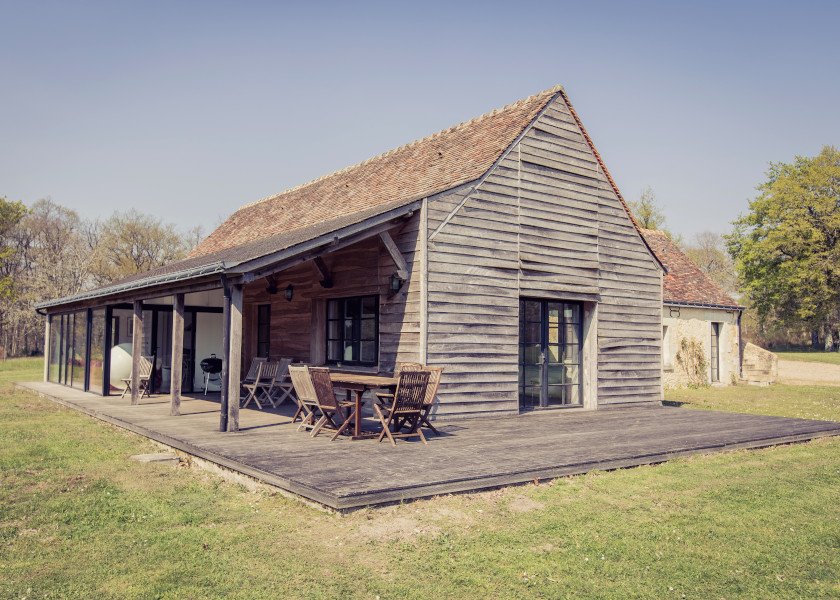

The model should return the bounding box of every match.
[170,293,184,416]
[219,280,230,432]
[43,315,51,382]
[227,284,243,432]
[130,300,144,405]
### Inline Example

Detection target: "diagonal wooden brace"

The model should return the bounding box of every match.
[379,231,408,280]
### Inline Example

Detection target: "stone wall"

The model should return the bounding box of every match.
[741,342,778,385]
[662,305,740,388]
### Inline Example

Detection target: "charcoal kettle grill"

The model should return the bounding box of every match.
[200,354,223,395]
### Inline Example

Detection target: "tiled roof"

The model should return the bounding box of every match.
[39,84,660,309]
[640,228,741,308]
[189,85,565,258]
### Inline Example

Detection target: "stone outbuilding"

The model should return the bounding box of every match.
[641,229,743,387]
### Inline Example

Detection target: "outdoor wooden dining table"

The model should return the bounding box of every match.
[328,373,398,439]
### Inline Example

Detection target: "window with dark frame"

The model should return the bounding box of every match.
[710,322,721,383]
[326,295,379,366]
[257,304,271,358]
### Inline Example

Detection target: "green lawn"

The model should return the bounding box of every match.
[665,383,840,421]
[775,351,840,366]
[2,358,839,599]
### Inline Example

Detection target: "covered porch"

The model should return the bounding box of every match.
[37,202,424,434]
[17,380,840,509]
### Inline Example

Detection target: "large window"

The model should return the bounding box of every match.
[711,322,721,383]
[257,304,271,358]
[326,295,378,366]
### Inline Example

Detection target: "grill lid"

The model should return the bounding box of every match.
[200,354,223,374]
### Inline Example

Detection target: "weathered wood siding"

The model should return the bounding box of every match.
[426,176,521,417]
[426,94,662,417]
[241,214,422,373]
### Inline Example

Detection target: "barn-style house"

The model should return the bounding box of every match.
[36,84,665,432]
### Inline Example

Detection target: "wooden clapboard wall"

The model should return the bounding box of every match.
[426,176,521,417]
[426,93,662,417]
[241,214,423,373]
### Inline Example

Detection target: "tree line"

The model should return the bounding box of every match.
[630,146,840,351]
[0,198,201,358]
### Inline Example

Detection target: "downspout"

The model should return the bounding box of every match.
[219,275,231,432]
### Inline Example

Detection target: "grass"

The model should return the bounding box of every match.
[775,351,840,366]
[1,358,839,599]
[665,383,840,421]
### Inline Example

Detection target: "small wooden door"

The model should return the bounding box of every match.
[519,299,583,409]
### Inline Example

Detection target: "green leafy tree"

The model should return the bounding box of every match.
[727,146,840,349]
[0,197,27,299]
[629,186,667,230]
[629,186,683,245]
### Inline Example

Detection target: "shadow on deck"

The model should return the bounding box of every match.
[16,381,840,510]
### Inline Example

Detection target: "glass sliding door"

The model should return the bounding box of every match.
[62,313,72,385]
[182,311,195,393]
[153,309,173,394]
[48,315,61,383]
[70,310,88,390]
[519,299,583,409]
[89,309,106,394]
[519,300,543,408]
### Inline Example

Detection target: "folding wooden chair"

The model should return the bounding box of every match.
[373,370,430,446]
[375,362,422,407]
[308,367,356,441]
[241,361,269,409]
[263,358,294,407]
[288,365,319,432]
[418,366,444,435]
[242,357,268,386]
[120,355,155,399]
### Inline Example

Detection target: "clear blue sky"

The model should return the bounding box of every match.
[2,1,838,240]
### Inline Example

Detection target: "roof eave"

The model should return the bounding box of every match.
[35,199,424,312]
[34,261,229,311]
[664,300,745,311]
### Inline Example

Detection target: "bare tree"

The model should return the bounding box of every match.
[683,231,738,296]
[86,209,196,286]
[0,199,204,357]
[0,199,91,356]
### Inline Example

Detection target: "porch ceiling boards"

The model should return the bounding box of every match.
[18,381,840,510]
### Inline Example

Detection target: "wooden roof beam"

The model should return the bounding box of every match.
[312,257,333,288]
[379,231,408,280]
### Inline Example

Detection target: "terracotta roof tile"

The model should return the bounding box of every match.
[189,85,565,259]
[640,228,740,308]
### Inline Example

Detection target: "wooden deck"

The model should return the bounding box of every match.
[17,381,840,510]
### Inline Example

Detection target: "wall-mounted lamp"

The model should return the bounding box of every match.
[389,273,405,295]
[284,284,294,302]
